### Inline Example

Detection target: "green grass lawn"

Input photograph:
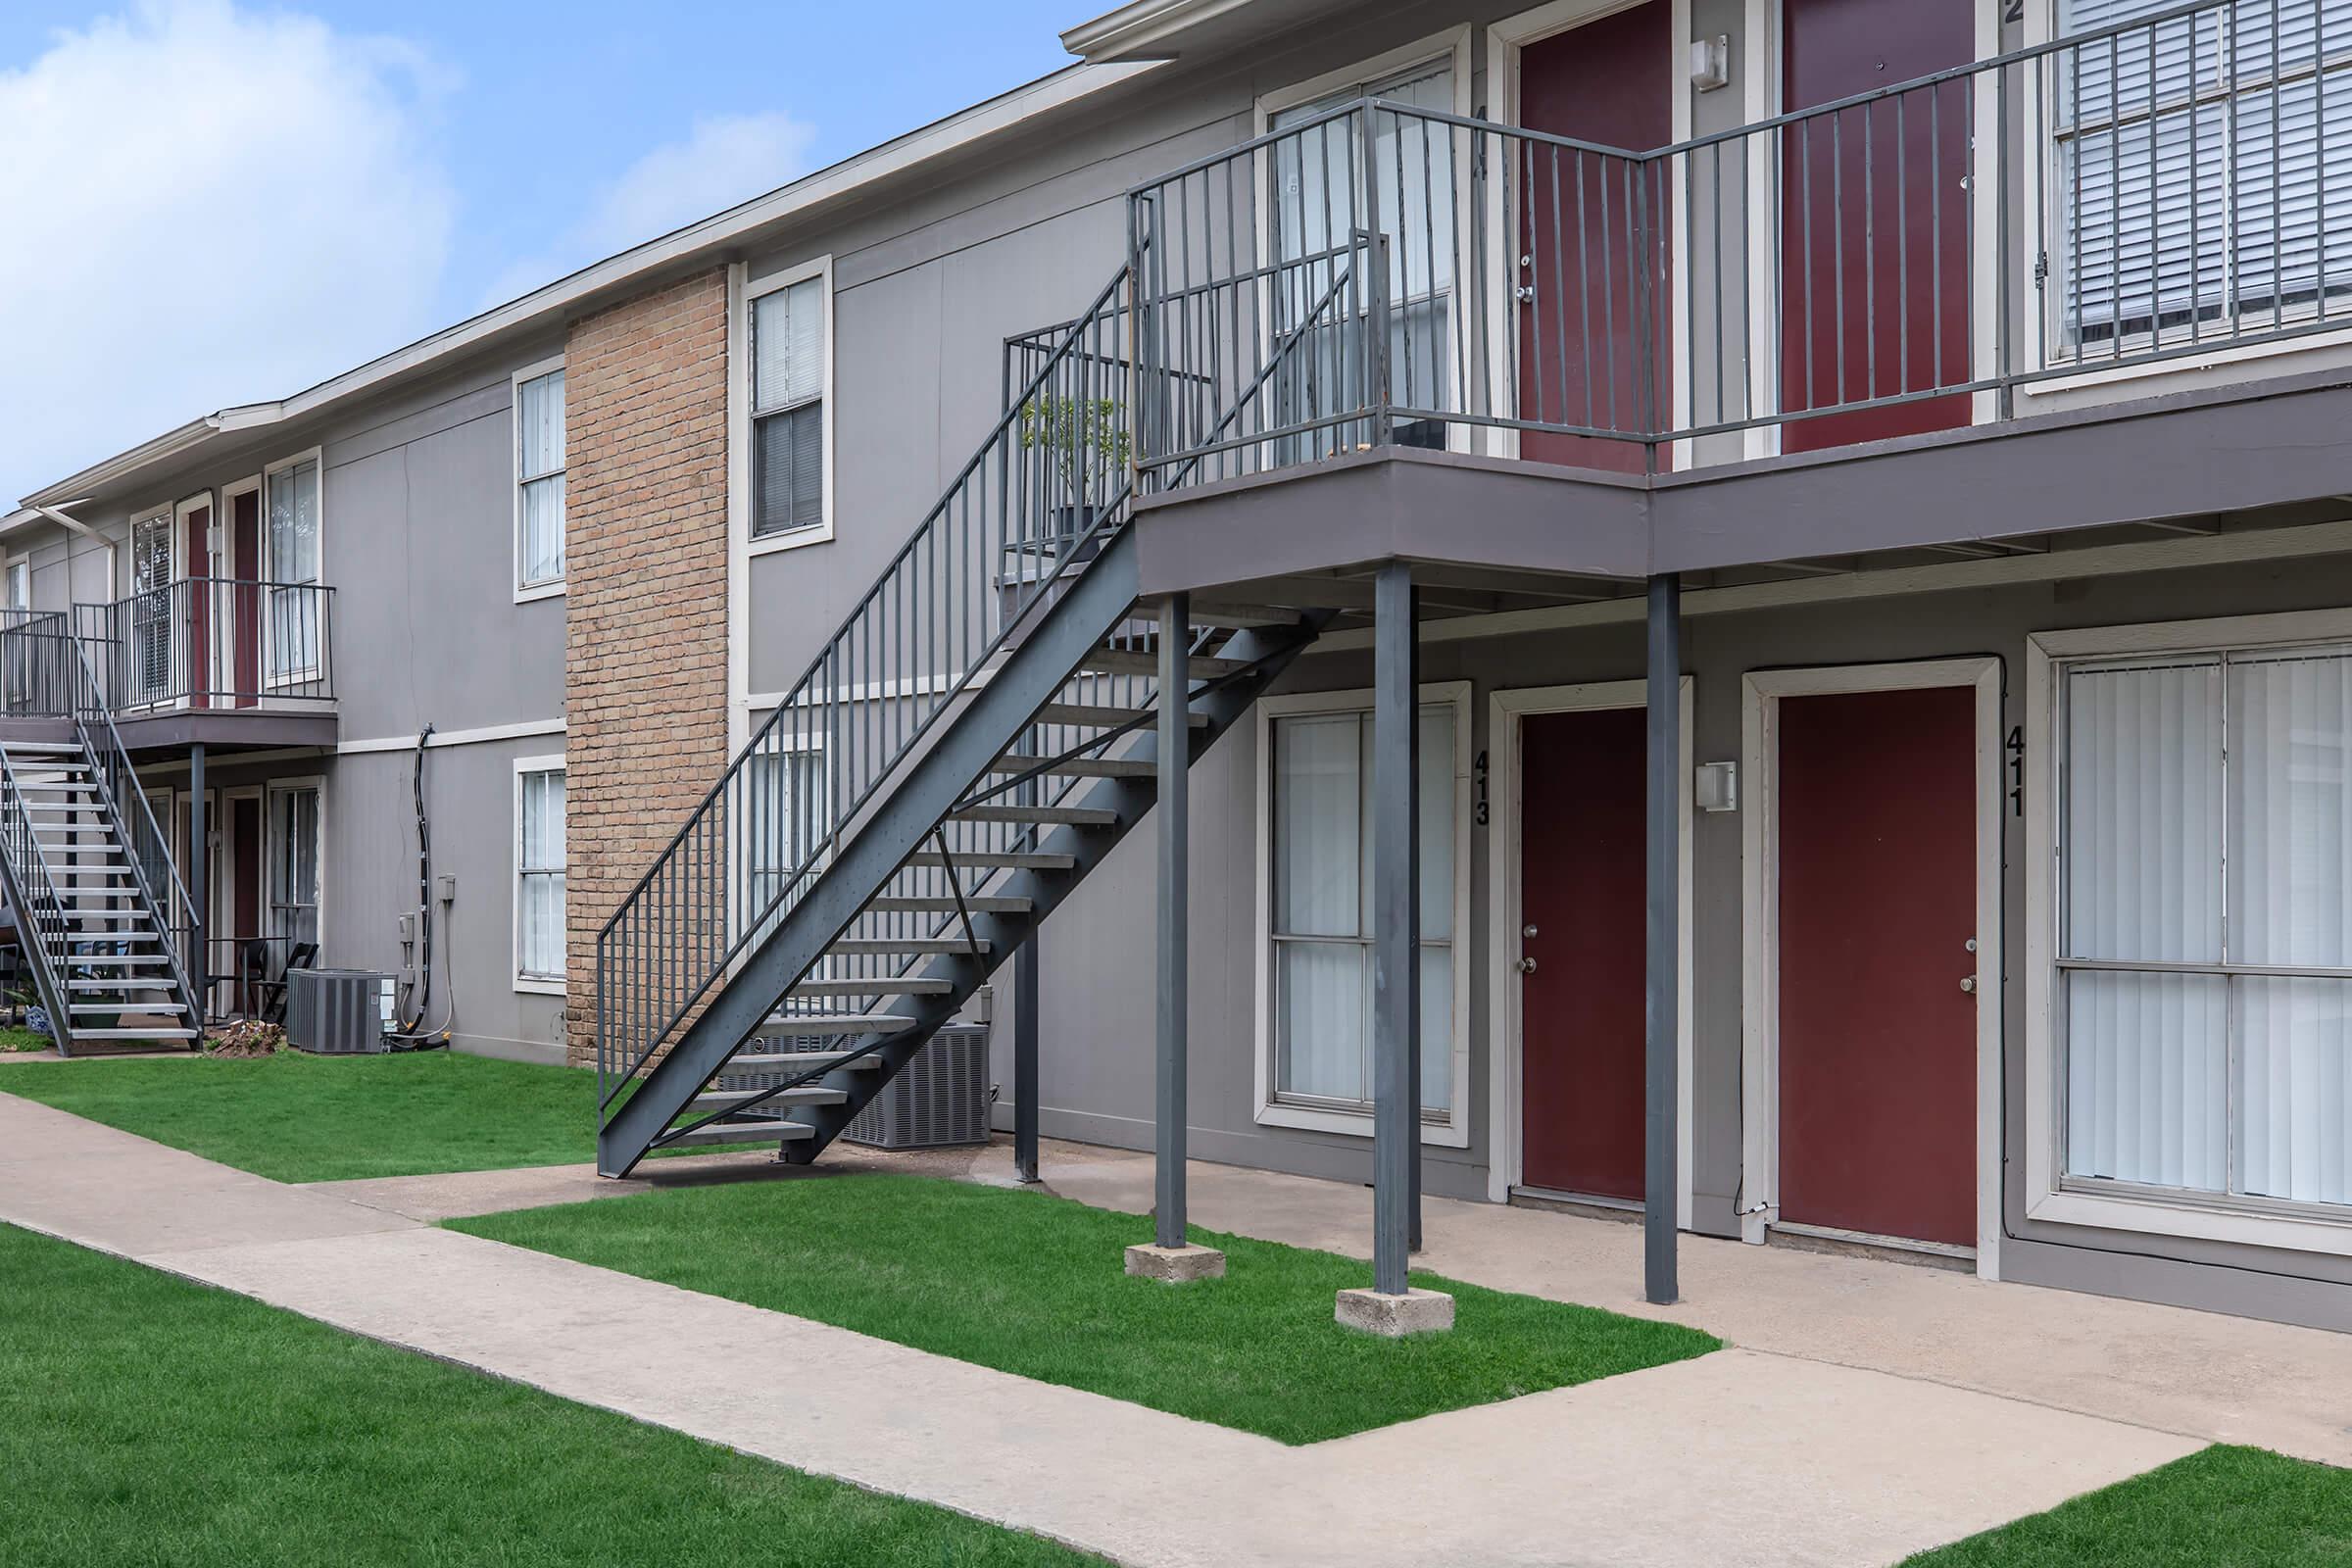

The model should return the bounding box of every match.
[0,1023,48,1051]
[1902,1445,2352,1565]
[452,1171,1718,1444]
[0,1050,597,1181]
[0,1222,1102,1568]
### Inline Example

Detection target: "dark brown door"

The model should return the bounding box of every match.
[1519,705,1646,1200]
[1515,1,1674,473]
[1779,0,1974,452]
[230,490,261,708]
[1776,686,1977,1248]
[231,795,262,1012]
[181,505,212,709]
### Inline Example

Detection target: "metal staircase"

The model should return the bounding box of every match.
[594,247,1364,1175]
[0,722,202,1056]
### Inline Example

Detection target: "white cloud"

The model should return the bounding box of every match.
[479,111,814,309]
[0,0,455,503]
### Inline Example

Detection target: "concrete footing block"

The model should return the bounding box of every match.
[1124,1243,1227,1283]
[1335,1286,1455,1336]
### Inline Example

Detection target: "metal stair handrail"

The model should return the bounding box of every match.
[0,747,77,1047]
[597,265,1143,1099]
[64,630,201,1021]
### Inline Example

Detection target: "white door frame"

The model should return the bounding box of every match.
[1486,676,1693,1227]
[1739,658,2003,1279]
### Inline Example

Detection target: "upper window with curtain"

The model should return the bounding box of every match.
[1267,57,1459,443]
[2059,641,2352,1215]
[264,458,321,685]
[2054,0,2352,354]
[514,366,565,592]
[1266,697,1460,1124]
[750,273,826,541]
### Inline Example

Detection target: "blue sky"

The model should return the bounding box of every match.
[0,0,1088,501]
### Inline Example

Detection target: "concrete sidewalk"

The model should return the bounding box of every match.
[3,1094,2200,1568]
[323,1134,2352,1471]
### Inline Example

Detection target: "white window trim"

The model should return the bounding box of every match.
[1252,679,1474,1148]
[735,254,836,561]
[1740,659,2005,1281]
[512,354,567,603]
[1484,678,1693,1225]
[264,775,326,956]
[261,447,325,689]
[2026,608,2352,1259]
[514,754,566,995]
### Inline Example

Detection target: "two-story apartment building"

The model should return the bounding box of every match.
[10,0,2352,1330]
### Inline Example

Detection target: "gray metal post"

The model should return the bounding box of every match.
[1014,925,1040,1183]
[1644,575,1681,1306]
[1372,562,1420,1294]
[1153,592,1190,1249]
[187,742,207,1022]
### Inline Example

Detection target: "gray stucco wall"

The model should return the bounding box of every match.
[992,539,2352,1329]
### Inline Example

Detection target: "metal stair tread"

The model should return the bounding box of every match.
[788,975,954,997]
[686,1087,851,1111]
[1035,701,1207,729]
[746,1012,919,1037]
[726,1050,889,1070]
[989,752,1152,779]
[946,803,1118,826]
[73,1027,199,1040]
[906,848,1076,870]
[864,895,1034,913]
[659,1119,817,1149]
[827,937,988,956]
[1078,647,1251,678]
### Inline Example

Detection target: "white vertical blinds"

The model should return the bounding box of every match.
[517,768,566,981]
[2060,644,2352,1211]
[265,461,321,682]
[752,278,825,538]
[1270,703,1456,1113]
[2057,0,2352,346]
[515,368,566,588]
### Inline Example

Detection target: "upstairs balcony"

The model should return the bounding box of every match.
[1120,0,2352,582]
[0,580,337,752]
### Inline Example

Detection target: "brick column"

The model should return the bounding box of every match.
[564,270,732,1068]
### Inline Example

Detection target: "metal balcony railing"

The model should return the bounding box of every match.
[1127,0,2352,478]
[73,578,335,713]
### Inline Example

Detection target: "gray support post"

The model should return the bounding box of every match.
[1014,923,1040,1184]
[187,742,207,1022]
[1371,562,1420,1295]
[1644,575,1681,1306]
[1014,714,1042,1185]
[1153,592,1191,1250]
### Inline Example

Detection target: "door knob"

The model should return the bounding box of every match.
[1959,976,1977,994]
[1516,956,1538,975]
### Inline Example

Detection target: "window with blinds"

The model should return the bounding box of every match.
[1268,701,1457,1117]
[514,367,565,590]
[516,766,565,983]
[265,459,321,683]
[2060,645,2352,1213]
[2055,0,2352,351]
[750,276,825,539]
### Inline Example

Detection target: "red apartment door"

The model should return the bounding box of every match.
[181,504,212,708]
[1519,705,1646,1201]
[230,490,261,708]
[231,795,262,1011]
[1515,0,1674,472]
[1779,0,1974,451]
[1775,686,1977,1248]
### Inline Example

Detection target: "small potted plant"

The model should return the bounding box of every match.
[1015,393,1131,572]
